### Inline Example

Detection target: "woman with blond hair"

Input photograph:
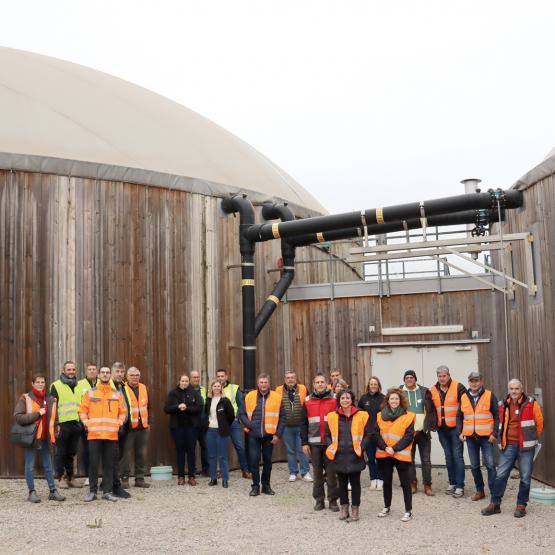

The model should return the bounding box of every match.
[358,376,385,489]
[373,388,415,522]
[204,380,235,487]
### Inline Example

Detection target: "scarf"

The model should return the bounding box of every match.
[32,387,47,440]
[60,372,77,389]
[381,405,406,421]
[311,389,332,400]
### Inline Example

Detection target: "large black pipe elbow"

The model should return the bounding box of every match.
[221,195,256,255]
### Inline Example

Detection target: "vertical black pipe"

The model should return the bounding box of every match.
[221,195,257,390]
[254,203,296,336]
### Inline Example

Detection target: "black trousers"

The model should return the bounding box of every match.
[89,440,117,494]
[197,429,209,472]
[337,471,362,506]
[55,421,81,479]
[79,424,90,476]
[310,444,338,503]
[248,435,274,488]
[378,457,412,512]
[408,431,432,485]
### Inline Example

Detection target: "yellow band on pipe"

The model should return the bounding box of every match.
[241,279,255,286]
[267,295,280,305]
[272,223,281,239]
[316,232,325,243]
[376,208,385,225]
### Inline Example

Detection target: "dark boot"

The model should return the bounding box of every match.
[134,479,150,488]
[514,505,526,518]
[481,503,501,516]
[249,486,260,497]
[208,479,218,486]
[261,485,275,495]
[314,500,325,511]
[222,480,229,488]
[120,477,130,489]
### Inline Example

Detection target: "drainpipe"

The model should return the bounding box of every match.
[221,194,257,390]
[254,202,295,337]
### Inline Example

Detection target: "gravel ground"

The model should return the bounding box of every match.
[1,464,554,555]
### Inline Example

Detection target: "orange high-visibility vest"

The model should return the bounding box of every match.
[461,390,494,437]
[124,383,149,429]
[79,383,126,440]
[325,410,369,460]
[24,394,57,444]
[244,390,281,434]
[275,384,307,405]
[376,412,415,463]
[431,380,460,428]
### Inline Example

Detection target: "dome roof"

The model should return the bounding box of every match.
[0,47,326,216]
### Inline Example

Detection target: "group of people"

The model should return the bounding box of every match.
[15,362,544,522]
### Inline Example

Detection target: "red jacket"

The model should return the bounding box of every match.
[498,394,543,451]
[301,391,337,446]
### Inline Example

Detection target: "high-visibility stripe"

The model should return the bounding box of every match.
[522,440,537,448]
[265,411,279,417]
[87,417,120,424]
[521,420,535,427]
[308,416,320,423]
[308,437,320,444]
[87,426,120,432]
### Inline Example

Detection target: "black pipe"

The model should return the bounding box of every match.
[221,195,257,390]
[287,208,503,247]
[254,203,296,336]
[245,189,523,243]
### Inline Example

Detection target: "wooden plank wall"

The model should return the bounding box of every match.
[0,170,357,476]
[489,176,555,486]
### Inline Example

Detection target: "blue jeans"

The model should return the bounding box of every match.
[230,419,249,472]
[282,426,310,476]
[491,444,534,507]
[466,435,496,493]
[437,427,465,489]
[24,440,56,492]
[206,428,230,480]
[365,438,383,480]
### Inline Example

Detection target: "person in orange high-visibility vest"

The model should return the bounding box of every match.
[79,366,126,502]
[325,389,370,522]
[457,371,499,501]
[482,379,544,519]
[14,374,66,503]
[120,366,151,489]
[430,365,467,497]
[239,373,285,497]
[373,388,416,523]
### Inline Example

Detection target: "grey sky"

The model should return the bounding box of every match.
[2,0,555,213]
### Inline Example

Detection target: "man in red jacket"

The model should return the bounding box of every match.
[482,379,544,518]
[301,373,339,512]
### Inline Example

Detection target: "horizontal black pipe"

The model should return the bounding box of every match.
[245,189,522,243]
[255,203,296,337]
[287,208,503,247]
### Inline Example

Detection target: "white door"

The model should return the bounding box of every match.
[369,344,478,465]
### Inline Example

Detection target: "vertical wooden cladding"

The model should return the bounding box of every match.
[490,176,555,486]
[0,170,354,475]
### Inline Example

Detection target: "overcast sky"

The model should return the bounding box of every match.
[2,0,555,213]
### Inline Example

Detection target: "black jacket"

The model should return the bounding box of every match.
[205,396,235,437]
[357,391,385,424]
[164,385,203,429]
[324,408,371,474]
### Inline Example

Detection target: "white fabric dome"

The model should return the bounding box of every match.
[0,47,326,215]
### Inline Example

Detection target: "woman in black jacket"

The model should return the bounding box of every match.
[164,374,203,485]
[205,380,235,488]
[358,376,385,489]
[325,390,371,521]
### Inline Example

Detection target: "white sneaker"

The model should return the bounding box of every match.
[377,507,390,518]
[376,479,383,490]
[445,485,456,494]
[301,473,313,482]
[370,479,377,489]
[453,488,464,498]
[84,478,89,486]
[348,482,352,491]
[288,474,297,482]
[401,511,413,522]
